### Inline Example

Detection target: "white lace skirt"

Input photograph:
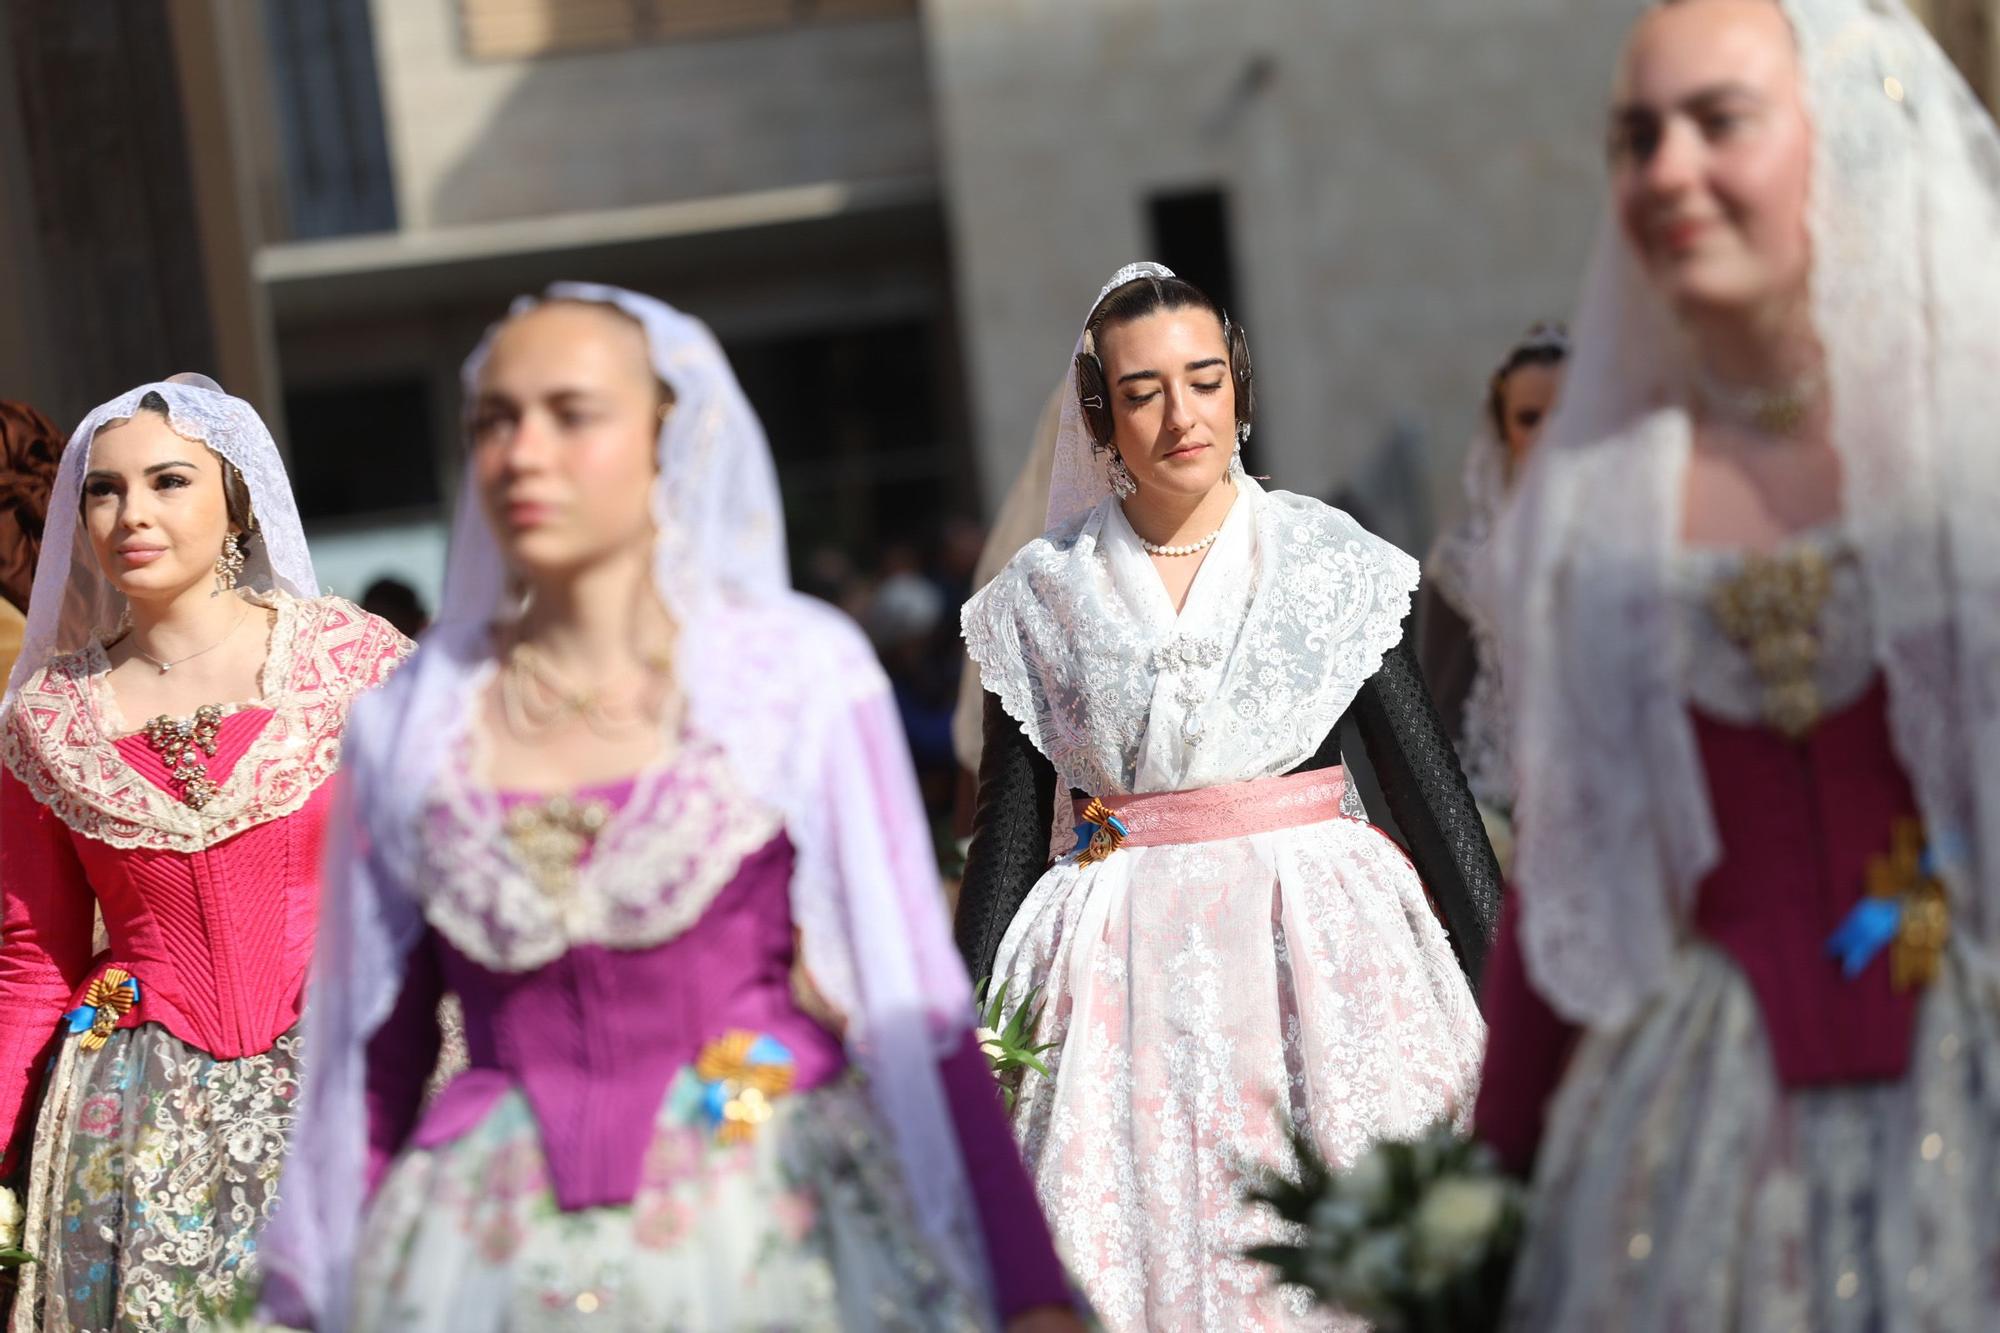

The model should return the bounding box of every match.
[991,817,1484,1332]
[10,1023,299,1332]
[1507,942,2000,1333]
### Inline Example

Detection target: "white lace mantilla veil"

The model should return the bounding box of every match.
[262,284,986,1327]
[1431,419,1515,805]
[1488,0,2000,1029]
[2,375,319,709]
[1043,260,1176,532]
[1430,418,1511,637]
[966,260,1421,809]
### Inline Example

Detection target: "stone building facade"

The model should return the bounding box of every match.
[1,0,1994,591]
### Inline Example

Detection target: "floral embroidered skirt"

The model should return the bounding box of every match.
[352,1073,991,1332]
[992,818,1485,1332]
[1507,943,2000,1332]
[10,1022,299,1332]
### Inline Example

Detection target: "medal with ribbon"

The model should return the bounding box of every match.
[1827,820,1951,991]
[1072,797,1130,866]
[63,968,141,1051]
[671,1031,795,1146]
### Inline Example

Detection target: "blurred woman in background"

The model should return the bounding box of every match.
[1476,1,2000,1326]
[1418,323,1568,867]
[264,284,1080,1332]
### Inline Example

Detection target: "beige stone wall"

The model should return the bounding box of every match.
[924,0,1644,523]
[366,1,940,229]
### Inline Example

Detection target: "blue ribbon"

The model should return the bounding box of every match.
[60,976,140,1036]
[1827,898,1905,979]
[688,1035,794,1129]
[745,1034,792,1067]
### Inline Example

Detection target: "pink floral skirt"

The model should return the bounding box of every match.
[353,1072,990,1331]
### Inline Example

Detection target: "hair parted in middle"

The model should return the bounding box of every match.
[1074,274,1254,454]
[117,389,262,555]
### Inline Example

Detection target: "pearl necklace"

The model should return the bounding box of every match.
[1140,526,1224,558]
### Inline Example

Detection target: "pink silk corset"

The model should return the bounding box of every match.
[0,714,327,1170]
[0,596,409,1171]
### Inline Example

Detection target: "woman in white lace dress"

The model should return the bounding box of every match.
[956,264,1499,1331]
[1475,2,2000,1328]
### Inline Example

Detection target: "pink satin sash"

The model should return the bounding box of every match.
[1072,767,1350,849]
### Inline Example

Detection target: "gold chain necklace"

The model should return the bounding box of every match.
[129,606,251,676]
[498,639,677,743]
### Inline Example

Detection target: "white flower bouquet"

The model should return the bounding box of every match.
[1244,1120,1524,1332]
[0,1185,30,1269]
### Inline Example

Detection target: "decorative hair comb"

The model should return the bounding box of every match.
[1513,322,1570,357]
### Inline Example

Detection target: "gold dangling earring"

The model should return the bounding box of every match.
[213,533,246,596]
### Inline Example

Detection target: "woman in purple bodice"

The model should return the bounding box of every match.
[261,284,1082,1332]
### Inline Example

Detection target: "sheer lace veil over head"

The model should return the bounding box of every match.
[1492,0,2000,1026]
[1045,260,1178,532]
[2,376,317,711]
[264,284,985,1327]
[1430,416,1513,636]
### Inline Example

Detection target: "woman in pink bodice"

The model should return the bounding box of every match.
[1475,2,2000,1327]
[0,375,408,1329]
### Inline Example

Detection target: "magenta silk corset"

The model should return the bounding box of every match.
[367,822,844,1207]
[364,773,1069,1317]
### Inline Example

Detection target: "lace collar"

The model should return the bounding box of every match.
[963,479,1419,797]
[417,708,786,973]
[0,593,412,852]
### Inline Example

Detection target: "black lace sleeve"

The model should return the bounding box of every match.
[1318,611,1502,985]
[954,691,1058,987]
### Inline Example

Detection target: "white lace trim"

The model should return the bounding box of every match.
[418,719,786,975]
[1494,1,2000,1027]
[962,478,1418,803]
[1457,637,1514,810]
[0,593,410,852]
